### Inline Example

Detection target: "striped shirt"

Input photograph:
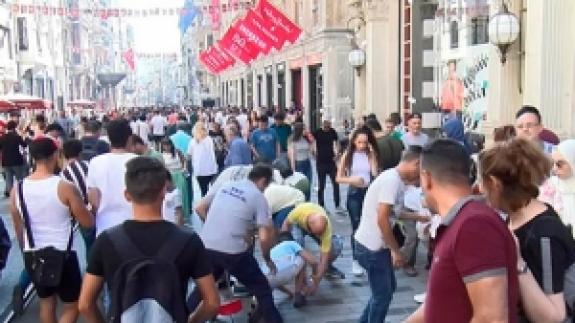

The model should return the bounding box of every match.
[61,160,89,204]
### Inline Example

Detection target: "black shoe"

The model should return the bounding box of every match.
[293,293,307,308]
[326,265,346,279]
[12,285,24,316]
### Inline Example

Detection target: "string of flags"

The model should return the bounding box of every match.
[198,0,302,75]
[10,0,254,19]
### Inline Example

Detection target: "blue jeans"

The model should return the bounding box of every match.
[347,186,367,259]
[295,159,312,201]
[355,241,396,323]
[188,249,283,323]
[273,206,295,229]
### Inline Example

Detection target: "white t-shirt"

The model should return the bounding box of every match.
[264,184,305,214]
[150,115,167,136]
[135,120,150,144]
[354,168,406,251]
[237,114,249,132]
[187,136,218,176]
[87,152,138,235]
[162,188,182,223]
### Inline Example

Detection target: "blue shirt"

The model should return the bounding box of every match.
[170,130,191,155]
[225,136,252,168]
[250,128,278,162]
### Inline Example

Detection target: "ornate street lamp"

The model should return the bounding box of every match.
[348,48,366,76]
[488,2,520,64]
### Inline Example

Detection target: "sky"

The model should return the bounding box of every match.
[119,0,182,54]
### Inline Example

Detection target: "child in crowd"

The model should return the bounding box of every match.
[262,232,319,308]
[162,171,183,225]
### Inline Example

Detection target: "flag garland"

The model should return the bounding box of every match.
[199,0,302,75]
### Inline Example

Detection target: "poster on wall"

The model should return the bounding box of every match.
[438,44,490,131]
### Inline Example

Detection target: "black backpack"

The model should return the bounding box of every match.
[107,224,190,323]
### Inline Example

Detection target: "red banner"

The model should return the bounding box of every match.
[257,0,302,43]
[219,25,259,64]
[244,9,284,50]
[199,51,218,74]
[217,45,237,68]
[204,49,224,73]
[236,18,272,55]
[208,46,232,71]
[122,49,136,71]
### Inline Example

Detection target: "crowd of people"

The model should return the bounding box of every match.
[0,103,573,323]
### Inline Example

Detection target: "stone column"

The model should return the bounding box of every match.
[285,66,293,109]
[302,65,311,126]
[272,63,279,107]
[522,0,575,138]
[364,0,400,122]
[252,70,259,108]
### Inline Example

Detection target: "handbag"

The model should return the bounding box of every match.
[18,181,73,288]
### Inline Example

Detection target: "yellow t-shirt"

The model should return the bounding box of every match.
[286,203,332,253]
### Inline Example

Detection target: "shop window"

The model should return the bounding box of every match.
[17,17,28,51]
[450,20,458,49]
[470,16,489,45]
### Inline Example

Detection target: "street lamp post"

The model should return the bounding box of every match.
[348,49,366,76]
[488,2,520,64]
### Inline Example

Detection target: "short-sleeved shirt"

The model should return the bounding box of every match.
[425,197,519,323]
[401,132,429,148]
[270,240,303,272]
[250,128,278,162]
[286,203,332,253]
[150,115,167,136]
[313,128,338,163]
[87,221,212,302]
[355,168,406,251]
[200,179,273,254]
[514,206,575,295]
[264,184,305,214]
[162,189,182,223]
[271,124,292,152]
[87,152,138,235]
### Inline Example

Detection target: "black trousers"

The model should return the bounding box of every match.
[316,161,340,208]
[196,175,214,197]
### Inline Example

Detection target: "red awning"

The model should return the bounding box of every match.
[0,99,16,112]
[0,94,52,110]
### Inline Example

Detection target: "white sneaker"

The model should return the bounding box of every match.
[352,260,365,277]
[414,292,426,304]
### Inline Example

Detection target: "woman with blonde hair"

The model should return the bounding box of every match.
[188,121,218,196]
[549,139,575,235]
[479,138,575,323]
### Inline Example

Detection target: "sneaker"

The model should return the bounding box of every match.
[293,292,307,308]
[414,292,426,304]
[12,285,24,316]
[326,265,346,279]
[352,260,365,277]
[403,267,418,277]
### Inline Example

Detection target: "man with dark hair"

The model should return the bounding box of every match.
[87,119,137,236]
[515,105,555,154]
[224,124,252,167]
[62,139,95,258]
[250,115,280,163]
[191,164,284,323]
[402,113,429,148]
[128,135,164,163]
[0,121,28,197]
[11,137,93,323]
[271,112,292,155]
[354,145,425,322]
[365,118,405,171]
[406,139,519,323]
[313,119,342,212]
[79,157,219,323]
[80,120,109,161]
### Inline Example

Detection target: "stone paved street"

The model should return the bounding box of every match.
[0,171,428,323]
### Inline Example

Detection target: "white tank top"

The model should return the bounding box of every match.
[350,152,372,187]
[17,176,73,251]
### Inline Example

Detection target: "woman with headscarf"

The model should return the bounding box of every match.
[549,139,575,235]
[441,116,471,155]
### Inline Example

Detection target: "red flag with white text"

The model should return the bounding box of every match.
[257,0,302,43]
[236,18,272,55]
[219,25,260,64]
[244,9,285,50]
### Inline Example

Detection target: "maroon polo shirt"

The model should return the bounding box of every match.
[425,197,519,323]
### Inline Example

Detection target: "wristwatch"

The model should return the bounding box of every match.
[518,260,529,275]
